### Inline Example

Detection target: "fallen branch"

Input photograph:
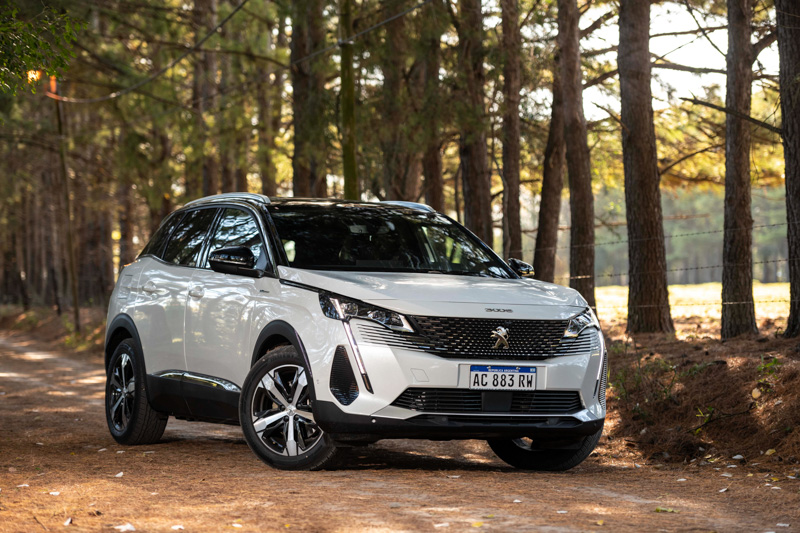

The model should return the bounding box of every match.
[688,404,754,434]
[33,516,49,531]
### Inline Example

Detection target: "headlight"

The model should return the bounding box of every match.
[319,293,414,333]
[564,308,599,338]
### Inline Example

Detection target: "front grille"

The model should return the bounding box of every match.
[354,317,598,361]
[391,388,583,414]
[329,346,359,406]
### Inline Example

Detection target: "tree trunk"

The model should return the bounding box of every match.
[192,0,219,198]
[256,66,276,196]
[340,0,359,200]
[421,0,445,212]
[720,0,758,338]
[618,0,673,333]
[54,81,80,333]
[501,0,522,260]
[267,16,288,195]
[379,0,419,201]
[119,182,135,266]
[557,0,595,307]
[457,0,492,245]
[257,25,277,197]
[291,0,328,198]
[219,27,235,194]
[12,230,30,311]
[777,0,800,337]
[534,61,565,283]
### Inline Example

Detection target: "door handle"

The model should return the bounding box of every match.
[189,286,205,298]
[142,281,158,293]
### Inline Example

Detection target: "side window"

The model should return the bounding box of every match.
[139,212,183,259]
[204,208,264,268]
[161,208,218,267]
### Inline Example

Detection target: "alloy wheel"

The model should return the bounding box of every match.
[108,352,136,432]
[251,364,322,456]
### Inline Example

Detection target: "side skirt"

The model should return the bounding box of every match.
[146,371,241,425]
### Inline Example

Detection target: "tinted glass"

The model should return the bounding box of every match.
[161,208,217,267]
[268,204,513,278]
[139,211,183,259]
[204,208,263,268]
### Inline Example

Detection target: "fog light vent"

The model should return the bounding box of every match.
[599,350,608,410]
[330,345,359,406]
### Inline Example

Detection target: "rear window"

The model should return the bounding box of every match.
[161,208,218,267]
[139,211,183,259]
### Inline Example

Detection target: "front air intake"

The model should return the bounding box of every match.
[599,350,608,410]
[329,345,359,406]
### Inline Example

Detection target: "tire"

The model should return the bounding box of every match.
[105,339,167,445]
[488,426,603,471]
[240,345,339,471]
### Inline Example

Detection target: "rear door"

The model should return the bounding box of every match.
[134,207,218,374]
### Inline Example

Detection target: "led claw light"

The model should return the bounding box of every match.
[319,293,414,333]
[564,308,600,338]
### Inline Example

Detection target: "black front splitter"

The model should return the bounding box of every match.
[314,400,604,442]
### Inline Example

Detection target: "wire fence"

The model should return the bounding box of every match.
[555,257,797,282]
[538,221,795,253]
[598,299,793,311]
[532,217,793,316]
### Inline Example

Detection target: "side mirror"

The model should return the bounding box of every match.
[209,246,264,278]
[507,258,535,278]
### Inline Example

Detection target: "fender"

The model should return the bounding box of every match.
[251,320,316,400]
[104,313,145,372]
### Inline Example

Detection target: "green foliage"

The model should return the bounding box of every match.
[682,361,714,378]
[757,355,783,378]
[756,355,783,393]
[694,406,715,434]
[0,4,82,95]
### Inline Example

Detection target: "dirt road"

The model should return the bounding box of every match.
[1,334,798,532]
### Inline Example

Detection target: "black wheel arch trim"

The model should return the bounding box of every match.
[105,313,145,374]
[251,320,316,401]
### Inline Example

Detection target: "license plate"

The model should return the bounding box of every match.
[469,365,536,390]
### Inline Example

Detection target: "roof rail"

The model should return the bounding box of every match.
[184,192,271,207]
[380,200,436,213]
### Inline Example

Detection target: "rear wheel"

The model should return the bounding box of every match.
[105,339,167,445]
[240,345,339,470]
[488,426,603,471]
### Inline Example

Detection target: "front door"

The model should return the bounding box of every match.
[184,207,275,388]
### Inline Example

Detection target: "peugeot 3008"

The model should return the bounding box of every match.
[104,193,606,471]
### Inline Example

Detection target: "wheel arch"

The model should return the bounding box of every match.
[251,320,312,377]
[104,313,144,372]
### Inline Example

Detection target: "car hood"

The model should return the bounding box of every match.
[278,267,587,320]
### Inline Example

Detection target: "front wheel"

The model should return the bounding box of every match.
[240,345,339,470]
[488,426,603,471]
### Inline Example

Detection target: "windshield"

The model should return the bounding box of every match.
[267,203,515,278]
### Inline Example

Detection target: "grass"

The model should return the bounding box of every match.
[597,282,790,322]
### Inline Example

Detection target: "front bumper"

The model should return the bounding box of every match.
[314,399,605,441]
[297,309,607,433]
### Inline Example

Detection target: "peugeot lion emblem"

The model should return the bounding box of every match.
[491,326,510,349]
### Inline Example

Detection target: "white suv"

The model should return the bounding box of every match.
[105,193,606,471]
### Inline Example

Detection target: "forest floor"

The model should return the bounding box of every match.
[1,283,799,532]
